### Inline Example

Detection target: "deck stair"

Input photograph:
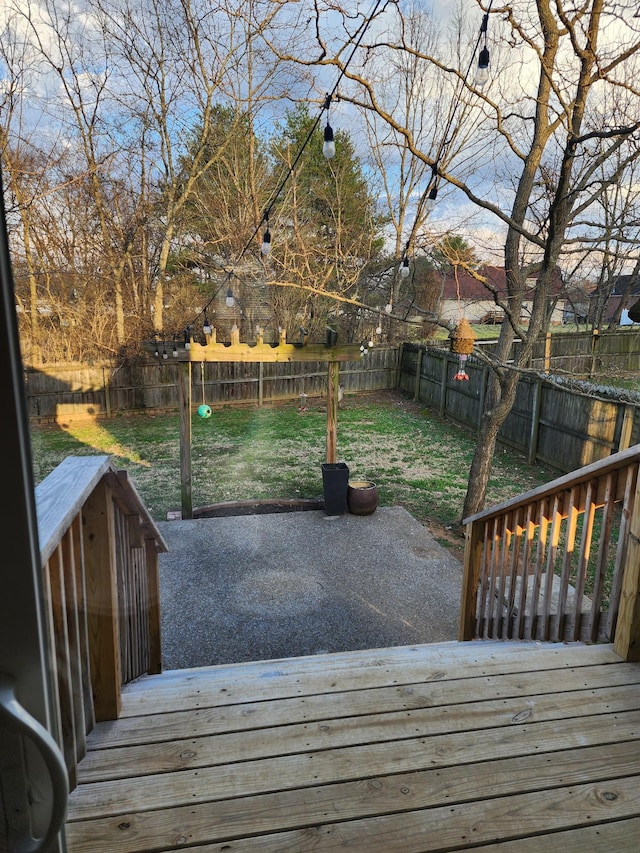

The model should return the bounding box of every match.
[65,639,640,852]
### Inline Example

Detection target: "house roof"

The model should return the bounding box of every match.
[610,274,640,297]
[440,265,564,301]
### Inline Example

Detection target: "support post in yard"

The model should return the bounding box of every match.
[258,361,264,407]
[326,360,339,463]
[178,361,193,519]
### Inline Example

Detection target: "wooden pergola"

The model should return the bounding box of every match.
[171,327,364,518]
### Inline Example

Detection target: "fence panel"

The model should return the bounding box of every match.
[27,348,398,420]
[401,342,640,474]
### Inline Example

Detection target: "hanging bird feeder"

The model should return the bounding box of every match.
[450,318,477,381]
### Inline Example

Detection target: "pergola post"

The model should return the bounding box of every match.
[178,361,193,520]
[326,360,339,463]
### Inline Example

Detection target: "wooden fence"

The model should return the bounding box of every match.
[400,343,640,474]
[480,327,640,377]
[25,346,398,420]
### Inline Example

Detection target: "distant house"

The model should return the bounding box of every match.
[589,274,640,325]
[439,265,566,325]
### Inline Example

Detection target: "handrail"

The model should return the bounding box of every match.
[459,444,640,660]
[0,673,69,853]
[34,456,167,791]
[463,443,640,527]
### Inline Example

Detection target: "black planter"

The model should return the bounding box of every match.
[321,462,349,515]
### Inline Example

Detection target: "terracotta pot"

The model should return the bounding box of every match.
[347,480,378,515]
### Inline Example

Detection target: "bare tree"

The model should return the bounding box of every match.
[269,0,640,517]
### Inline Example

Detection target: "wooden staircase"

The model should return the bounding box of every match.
[65,640,640,852]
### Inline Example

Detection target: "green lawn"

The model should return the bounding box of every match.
[29,390,556,555]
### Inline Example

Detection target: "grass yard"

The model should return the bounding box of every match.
[29,390,556,558]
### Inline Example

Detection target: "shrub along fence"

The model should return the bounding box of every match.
[25,346,398,421]
[399,343,640,475]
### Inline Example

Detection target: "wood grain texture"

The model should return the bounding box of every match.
[65,641,640,852]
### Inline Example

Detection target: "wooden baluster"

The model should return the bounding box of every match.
[82,478,122,721]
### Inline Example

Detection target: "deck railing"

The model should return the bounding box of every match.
[35,456,167,788]
[459,444,640,661]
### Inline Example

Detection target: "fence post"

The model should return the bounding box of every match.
[414,346,423,401]
[439,353,448,418]
[618,404,635,452]
[395,343,404,390]
[459,519,484,641]
[528,379,543,465]
[258,361,264,407]
[614,470,640,661]
[589,328,599,378]
[82,478,122,721]
[102,366,111,418]
[543,332,552,373]
[477,365,489,434]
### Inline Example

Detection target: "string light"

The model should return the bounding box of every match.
[261,215,271,255]
[400,255,410,278]
[225,288,235,308]
[476,14,490,87]
[323,95,336,159]
[203,313,212,336]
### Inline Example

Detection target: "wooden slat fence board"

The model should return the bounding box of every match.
[401,343,640,474]
[26,348,398,419]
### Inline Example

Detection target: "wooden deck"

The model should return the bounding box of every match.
[65,641,640,852]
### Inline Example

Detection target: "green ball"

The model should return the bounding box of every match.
[197,404,212,419]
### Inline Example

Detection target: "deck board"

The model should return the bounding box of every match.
[66,642,640,852]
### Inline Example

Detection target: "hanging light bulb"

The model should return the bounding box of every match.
[261,219,271,255]
[425,184,438,213]
[376,321,383,335]
[476,46,490,87]
[322,92,336,160]
[384,302,393,314]
[203,313,212,336]
[162,346,168,360]
[323,122,336,159]
[184,328,191,350]
[400,256,410,279]
[225,287,235,307]
[172,340,178,357]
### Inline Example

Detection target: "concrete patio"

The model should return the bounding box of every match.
[157,506,463,668]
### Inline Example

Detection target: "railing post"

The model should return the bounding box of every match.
[458,519,484,641]
[614,470,640,661]
[82,478,122,721]
[145,538,162,674]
